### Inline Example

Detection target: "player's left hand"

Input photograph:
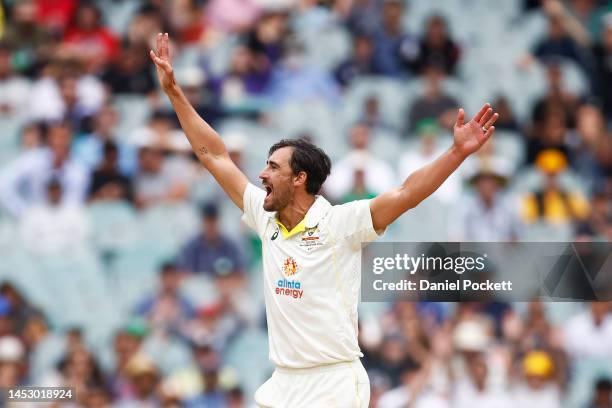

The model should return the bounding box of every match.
[452,103,499,157]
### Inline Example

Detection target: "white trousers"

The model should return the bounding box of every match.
[255,359,370,408]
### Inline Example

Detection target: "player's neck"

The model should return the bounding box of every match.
[277,193,316,231]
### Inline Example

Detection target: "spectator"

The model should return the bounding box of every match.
[406,63,459,131]
[88,141,133,203]
[110,321,149,400]
[19,122,44,151]
[563,302,612,359]
[572,103,607,188]
[28,59,105,125]
[575,190,612,240]
[593,14,612,119]
[184,342,230,407]
[211,45,271,114]
[116,353,161,408]
[412,15,460,75]
[0,336,27,388]
[2,0,50,75]
[245,11,287,66]
[521,149,590,226]
[177,202,245,277]
[453,353,512,408]
[101,43,157,95]
[0,282,39,333]
[206,0,262,35]
[371,0,419,76]
[587,377,612,408]
[512,350,562,408]
[531,62,579,130]
[492,95,521,132]
[131,123,193,208]
[527,109,572,164]
[449,159,522,241]
[134,263,196,331]
[398,118,461,204]
[360,95,395,132]
[61,2,120,72]
[73,103,135,175]
[267,40,341,106]
[325,123,396,202]
[377,360,448,408]
[334,35,377,87]
[0,43,31,118]
[19,178,90,255]
[0,122,89,218]
[533,8,591,71]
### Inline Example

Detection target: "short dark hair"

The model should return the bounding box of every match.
[268,139,332,195]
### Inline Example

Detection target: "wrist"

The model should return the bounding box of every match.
[164,82,180,97]
[449,144,469,162]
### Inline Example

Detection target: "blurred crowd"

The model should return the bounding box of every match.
[0,0,611,406]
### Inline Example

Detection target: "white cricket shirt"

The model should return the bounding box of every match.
[241,183,383,368]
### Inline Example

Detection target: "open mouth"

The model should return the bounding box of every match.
[264,185,272,198]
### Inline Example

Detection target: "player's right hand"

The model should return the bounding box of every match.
[149,33,176,92]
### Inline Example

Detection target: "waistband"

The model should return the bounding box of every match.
[275,359,361,375]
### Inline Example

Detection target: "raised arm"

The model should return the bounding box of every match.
[370,103,499,231]
[149,33,248,210]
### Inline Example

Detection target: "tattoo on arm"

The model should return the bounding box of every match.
[197,146,208,156]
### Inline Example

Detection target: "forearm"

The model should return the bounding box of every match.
[399,145,466,209]
[164,84,228,162]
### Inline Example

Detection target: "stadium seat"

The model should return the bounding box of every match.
[88,201,140,253]
[225,329,273,399]
[113,94,152,140]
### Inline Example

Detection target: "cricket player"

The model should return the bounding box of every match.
[150,33,498,407]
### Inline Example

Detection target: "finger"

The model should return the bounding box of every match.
[149,49,158,63]
[455,108,465,128]
[163,32,169,59]
[156,33,162,56]
[483,126,496,142]
[483,112,499,130]
[478,108,494,126]
[472,103,490,123]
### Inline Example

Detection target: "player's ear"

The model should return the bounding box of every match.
[294,171,307,188]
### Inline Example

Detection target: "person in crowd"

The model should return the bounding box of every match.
[116,353,162,408]
[61,2,120,72]
[0,123,89,217]
[521,149,590,226]
[19,178,90,255]
[449,158,522,241]
[398,118,461,204]
[563,302,612,359]
[406,62,459,131]
[511,350,562,408]
[177,202,244,277]
[88,141,133,203]
[334,35,377,87]
[371,0,419,76]
[325,122,396,202]
[102,43,157,95]
[134,263,196,332]
[587,377,612,408]
[412,14,460,75]
[0,43,31,118]
[593,14,612,119]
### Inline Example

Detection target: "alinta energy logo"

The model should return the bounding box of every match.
[276,257,303,299]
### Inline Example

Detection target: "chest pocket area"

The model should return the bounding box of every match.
[295,225,328,254]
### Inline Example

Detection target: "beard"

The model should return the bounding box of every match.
[263,185,292,212]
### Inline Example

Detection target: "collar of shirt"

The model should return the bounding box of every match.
[270,195,332,239]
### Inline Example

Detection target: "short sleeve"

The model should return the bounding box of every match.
[330,199,384,250]
[241,183,269,237]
